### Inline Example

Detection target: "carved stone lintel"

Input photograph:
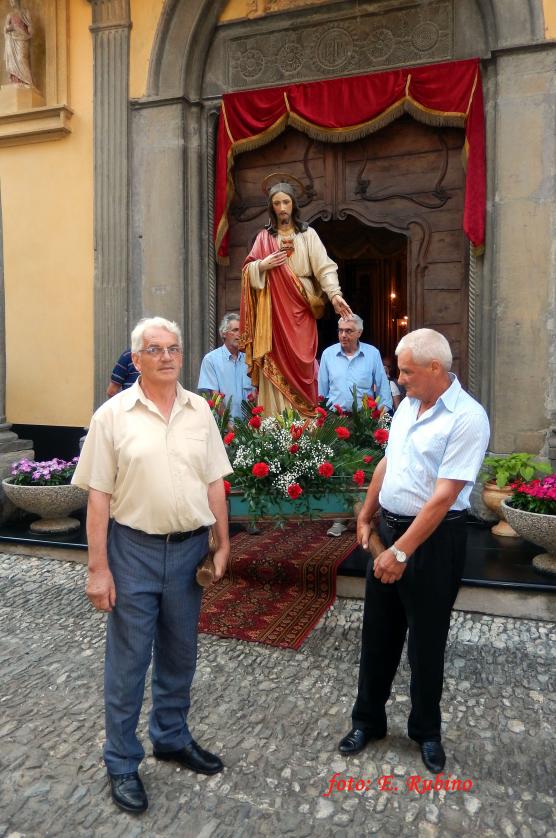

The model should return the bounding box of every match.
[90,0,131,408]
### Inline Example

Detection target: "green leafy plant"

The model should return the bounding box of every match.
[480,453,551,489]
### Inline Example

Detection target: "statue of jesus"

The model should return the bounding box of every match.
[4,0,33,87]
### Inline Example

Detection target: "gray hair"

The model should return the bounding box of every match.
[396,328,452,370]
[131,316,182,352]
[339,313,363,331]
[219,312,240,339]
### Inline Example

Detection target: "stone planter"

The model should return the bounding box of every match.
[481,481,518,537]
[2,478,88,534]
[501,500,556,576]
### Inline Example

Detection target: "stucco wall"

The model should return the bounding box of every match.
[129,0,164,99]
[0,0,93,426]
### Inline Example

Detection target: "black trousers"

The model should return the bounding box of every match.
[351,512,467,742]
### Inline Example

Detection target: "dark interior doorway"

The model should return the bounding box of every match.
[312,218,408,362]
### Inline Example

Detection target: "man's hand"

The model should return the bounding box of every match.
[357,516,374,551]
[373,548,407,584]
[212,545,230,581]
[331,294,353,320]
[86,567,116,612]
[260,251,289,272]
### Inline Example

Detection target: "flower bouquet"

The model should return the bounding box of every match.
[222,391,389,522]
[10,457,80,486]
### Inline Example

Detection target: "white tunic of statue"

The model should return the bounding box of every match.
[4,5,33,87]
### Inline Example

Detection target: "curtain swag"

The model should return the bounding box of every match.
[214,58,486,263]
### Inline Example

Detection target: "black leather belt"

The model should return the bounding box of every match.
[382,509,467,526]
[145,525,208,543]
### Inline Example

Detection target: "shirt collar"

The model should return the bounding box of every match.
[437,373,460,412]
[121,378,191,411]
[221,344,242,361]
[336,342,363,358]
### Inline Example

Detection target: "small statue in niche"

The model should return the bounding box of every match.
[4,0,33,87]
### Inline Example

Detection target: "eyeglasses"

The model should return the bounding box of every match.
[137,346,182,358]
[338,328,357,334]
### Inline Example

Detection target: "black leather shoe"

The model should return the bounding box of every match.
[420,740,446,774]
[338,728,384,755]
[153,741,224,775]
[109,771,148,814]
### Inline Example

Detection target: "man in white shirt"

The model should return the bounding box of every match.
[338,328,490,774]
[73,316,232,814]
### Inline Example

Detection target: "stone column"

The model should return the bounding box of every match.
[89,0,131,407]
[0,190,34,523]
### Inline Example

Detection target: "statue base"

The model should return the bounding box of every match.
[0,84,45,114]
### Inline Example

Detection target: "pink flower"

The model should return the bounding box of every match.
[252,462,269,478]
[318,462,334,478]
[287,483,303,499]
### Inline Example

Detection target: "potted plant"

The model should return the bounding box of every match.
[222,394,390,525]
[2,457,87,534]
[479,453,551,537]
[501,473,556,575]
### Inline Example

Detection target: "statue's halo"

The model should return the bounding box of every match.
[261,172,305,198]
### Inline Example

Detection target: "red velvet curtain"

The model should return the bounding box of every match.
[214,59,485,261]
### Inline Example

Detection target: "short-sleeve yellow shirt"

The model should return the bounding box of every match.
[72,381,233,534]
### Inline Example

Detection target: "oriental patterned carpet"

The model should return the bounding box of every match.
[198,522,356,650]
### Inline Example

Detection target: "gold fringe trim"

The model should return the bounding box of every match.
[472,243,485,257]
[221,101,234,144]
[284,91,291,112]
[404,97,466,128]
[461,139,469,174]
[262,355,315,417]
[287,99,406,143]
[405,73,412,96]
[466,70,479,117]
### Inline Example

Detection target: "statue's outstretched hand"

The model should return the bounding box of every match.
[332,295,353,319]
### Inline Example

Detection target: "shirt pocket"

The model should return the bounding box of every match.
[177,431,209,480]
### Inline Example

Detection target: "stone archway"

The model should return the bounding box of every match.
[117,0,547,415]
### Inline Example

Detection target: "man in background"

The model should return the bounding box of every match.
[198,313,254,419]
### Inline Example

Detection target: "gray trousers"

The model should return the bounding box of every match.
[103,522,208,775]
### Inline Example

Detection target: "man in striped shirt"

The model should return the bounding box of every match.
[338,328,490,774]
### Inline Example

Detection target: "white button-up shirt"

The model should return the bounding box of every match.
[379,375,490,515]
[197,345,254,419]
[73,381,232,534]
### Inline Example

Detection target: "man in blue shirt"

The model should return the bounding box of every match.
[107,349,139,398]
[318,314,392,413]
[198,313,254,419]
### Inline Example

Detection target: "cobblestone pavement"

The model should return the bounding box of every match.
[0,553,555,838]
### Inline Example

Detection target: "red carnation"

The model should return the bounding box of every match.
[251,406,264,415]
[290,425,303,441]
[248,416,262,430]
[374,429,389,445]
[316,418,325,428]
[315,406,327,418]
[289,444,300,454]
[247,392,256,403]
[207,399,215,409]
[335,426,350,440]
[318,462,334,478]
[364,396,377,409]
[363,455,373,464]
[372,408,382,420]
[252,462,269,478]
[287,483,303,499]
[223,480,231,496]
[318,394,326,403]
[333,404,345,415]
[352,469,365,486]
[223,431,235,445]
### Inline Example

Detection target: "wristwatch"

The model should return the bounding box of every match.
[390,543,408,564]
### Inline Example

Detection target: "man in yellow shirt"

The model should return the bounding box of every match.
[73,316,232,814]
